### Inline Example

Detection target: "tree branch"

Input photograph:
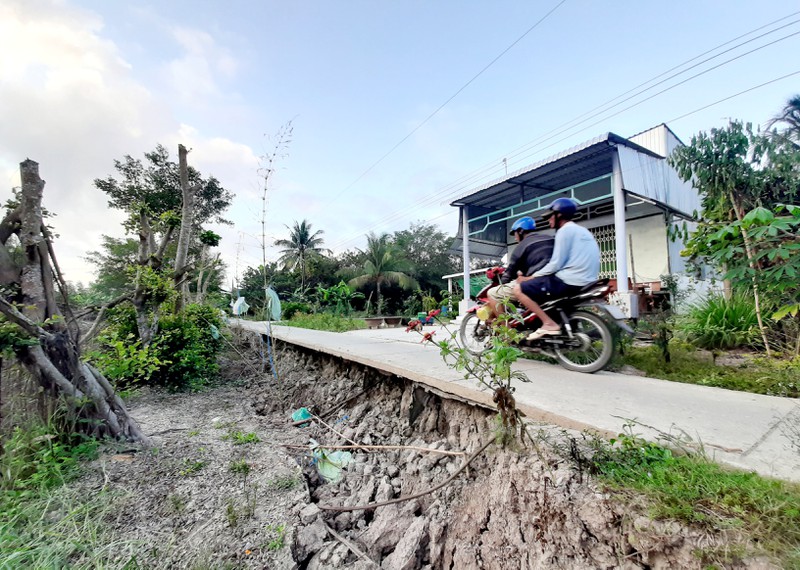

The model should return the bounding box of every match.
[0,206,21,245]
[80,294,132,346]
[0,295,48,338]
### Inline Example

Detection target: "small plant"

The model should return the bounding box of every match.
[264,524,286,551]
[681,292,761,350]
[223,431,261,445]
[187,430,200,437]
[169,494,186,513]
[229,460,251,474]
[178,459,207,476]
[268,475,299,490]
[285,312,367,332]
[225,499,239,528]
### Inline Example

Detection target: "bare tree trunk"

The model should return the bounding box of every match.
[729,191,772,357]
[173,144,194,312]
[0,160,148,443]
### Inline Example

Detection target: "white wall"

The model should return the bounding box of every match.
[627,216,669,283]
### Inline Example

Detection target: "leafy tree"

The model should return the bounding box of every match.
[392,222,460,295]
[84,236,139,300]
[766,94,800,143]
[274,219,328,290]
[670,120,800,356]
[347,232,418,314]
[93,144,232,343]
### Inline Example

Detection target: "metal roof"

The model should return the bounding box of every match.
[450,132,662,210]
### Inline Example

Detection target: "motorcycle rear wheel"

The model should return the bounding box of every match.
[553,311,614,373]
[459,312,492,356]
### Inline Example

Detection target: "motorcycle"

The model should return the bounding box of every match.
[459,267,632,373]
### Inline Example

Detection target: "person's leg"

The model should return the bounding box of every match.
[513,281,558,330]
[487,283,514,325]
[516,276,566,340]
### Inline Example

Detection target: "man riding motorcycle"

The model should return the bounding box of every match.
[514,197,601,341]
[483,216,553,326]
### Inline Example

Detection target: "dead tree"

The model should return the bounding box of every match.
[173,144,195,312]
[0,160,148,443]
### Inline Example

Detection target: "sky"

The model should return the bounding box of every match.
[1,0,798,286]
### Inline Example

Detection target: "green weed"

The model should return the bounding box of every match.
[229,460,251,474]
[169,494,186,513]
[178,459,207,476]
[187,430,200,437]
[284,312,366,332]
[264,524,286,551]
[589,427,800,567]
[622,344,800,397]
[222,431,261,445]
[268,475,299,490]
[681,292,761,350]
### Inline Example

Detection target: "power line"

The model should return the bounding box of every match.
[326,14,800,250]
[325,16,800,251]
[324,0,568,206]
[327,67,800,253]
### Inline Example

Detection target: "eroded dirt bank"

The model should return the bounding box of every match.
[76,330,772,569]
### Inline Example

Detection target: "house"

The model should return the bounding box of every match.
[449,124,702,318]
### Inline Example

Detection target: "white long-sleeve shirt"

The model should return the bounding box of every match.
[532,221,600,286]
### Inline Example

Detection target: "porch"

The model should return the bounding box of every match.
[448,124,700,318]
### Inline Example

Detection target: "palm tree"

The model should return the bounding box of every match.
[766,95,800,143]
[274,220,327,289]
[347,232,418,314]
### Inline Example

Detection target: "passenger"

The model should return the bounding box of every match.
[484,216,554,326]
[514,198,600,341]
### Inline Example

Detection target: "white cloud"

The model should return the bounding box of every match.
[0,0,257,286]
[163,26,240,104]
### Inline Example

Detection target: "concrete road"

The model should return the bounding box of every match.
[236,320,800,482]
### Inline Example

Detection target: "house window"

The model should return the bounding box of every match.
[589,224,616,279]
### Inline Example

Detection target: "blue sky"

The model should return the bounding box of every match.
[1,0,798,284]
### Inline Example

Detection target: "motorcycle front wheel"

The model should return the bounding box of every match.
[554,311,614,373]
[459,311,492,356]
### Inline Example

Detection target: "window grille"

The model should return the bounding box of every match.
[589,224,616,279]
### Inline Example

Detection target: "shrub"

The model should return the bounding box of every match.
[285,313,366,332]
[680,292,761,350]
[281,301,310,320]
[92,303,224,392]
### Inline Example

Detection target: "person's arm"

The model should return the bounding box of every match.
[531,229,567,278]
[500,244,524,284]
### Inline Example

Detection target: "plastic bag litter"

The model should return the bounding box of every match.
[309,438,352,483]
[291,407,312,427]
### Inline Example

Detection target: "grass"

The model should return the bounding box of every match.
[589,428,800,567]
[178,459,207,476]
[229,459,251,474]
[283,312,367,332]
[267,475,300,490]
[264,524,286,551]
[222,430,261,445]
[621,343,800,397]
[0,425,140,569]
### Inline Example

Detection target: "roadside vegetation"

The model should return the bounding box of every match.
[587,427,800,568]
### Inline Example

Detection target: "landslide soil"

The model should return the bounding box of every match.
[72,329,775,569]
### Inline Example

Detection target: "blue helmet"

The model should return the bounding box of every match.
[509,216,536,235]
[543,197,578,220]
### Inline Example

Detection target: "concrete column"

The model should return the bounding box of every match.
[460,207,472,315]
[611,149,628,293]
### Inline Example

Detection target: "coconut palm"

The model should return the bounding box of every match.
[274,220,327,289]
[766,94,800,143]
[347,232,418,314]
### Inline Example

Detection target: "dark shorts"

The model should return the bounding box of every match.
[519,274,582,304]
